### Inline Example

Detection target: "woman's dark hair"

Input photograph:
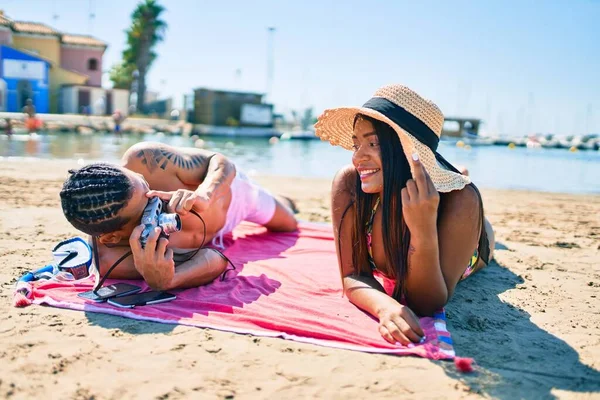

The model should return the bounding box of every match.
[59,163,134,236]
[351,113,412,299]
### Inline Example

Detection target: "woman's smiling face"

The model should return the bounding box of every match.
[352,117,383,194]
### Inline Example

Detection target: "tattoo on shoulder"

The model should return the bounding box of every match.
[135,148,208,172]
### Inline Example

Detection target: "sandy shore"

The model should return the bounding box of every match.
[0,158,599,399]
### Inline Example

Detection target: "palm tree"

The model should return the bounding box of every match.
[123,0,167,113]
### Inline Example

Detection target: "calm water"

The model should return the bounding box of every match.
[1,132,599,194]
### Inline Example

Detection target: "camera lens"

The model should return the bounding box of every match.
[158,213,182,235]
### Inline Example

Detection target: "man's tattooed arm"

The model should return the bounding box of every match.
[127,143,236,204]
[134,148,209,173]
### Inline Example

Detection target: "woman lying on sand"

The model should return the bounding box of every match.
[315,84,495,345]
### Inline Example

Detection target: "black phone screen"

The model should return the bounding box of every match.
[78,283,142,302]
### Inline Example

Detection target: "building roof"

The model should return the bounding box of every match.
[61,34,107,48]
[0,13,107,48]
[12,20,59,35]
[0,44,52,64]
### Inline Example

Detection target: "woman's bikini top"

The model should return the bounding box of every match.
[365,196,381,271]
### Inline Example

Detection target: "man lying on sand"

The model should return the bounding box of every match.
[59,142,298,290]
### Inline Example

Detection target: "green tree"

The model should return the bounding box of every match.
[108,61,136,90]
[116,0,167,112]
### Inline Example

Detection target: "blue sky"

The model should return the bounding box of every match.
[2,0,599,135]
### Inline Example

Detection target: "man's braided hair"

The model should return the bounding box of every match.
[60,163,134,236]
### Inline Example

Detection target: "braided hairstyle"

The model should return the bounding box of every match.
[60,163,135,236]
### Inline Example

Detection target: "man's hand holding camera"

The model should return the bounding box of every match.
[146,188,211,215]
[130,225,175,291]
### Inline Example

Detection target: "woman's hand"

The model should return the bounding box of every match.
[377,297,425,345]
[129,225,175,291]
[401,152,440,237]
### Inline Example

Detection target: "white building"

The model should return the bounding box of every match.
[59,85,129,115]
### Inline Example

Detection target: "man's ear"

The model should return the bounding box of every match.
[98,232,123,245]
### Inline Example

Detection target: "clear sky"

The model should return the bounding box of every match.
[2,0,599,135]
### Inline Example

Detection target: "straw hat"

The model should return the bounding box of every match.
[314,84,470,192]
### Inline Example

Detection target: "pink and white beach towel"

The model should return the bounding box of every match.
[16,222,457,360]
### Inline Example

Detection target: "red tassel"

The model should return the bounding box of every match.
[454,356,474,373]
[13,291,32,308]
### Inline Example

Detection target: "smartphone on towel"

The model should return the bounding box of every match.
[78,283,142,302]
[107,291,176,308]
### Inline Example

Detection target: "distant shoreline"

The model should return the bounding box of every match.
[2,112,599,151]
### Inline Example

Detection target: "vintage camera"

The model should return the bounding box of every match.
[139,197,182,247]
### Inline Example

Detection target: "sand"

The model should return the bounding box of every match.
[0,158,599,399]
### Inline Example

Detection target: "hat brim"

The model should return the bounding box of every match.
[314,106,470,193]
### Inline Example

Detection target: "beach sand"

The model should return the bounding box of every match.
[0,158,599,399]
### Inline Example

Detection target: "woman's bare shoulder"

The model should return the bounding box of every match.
[331,165,356,220]
[332,165,356,194]
[440,184,481,220]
